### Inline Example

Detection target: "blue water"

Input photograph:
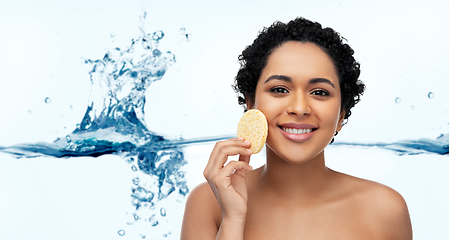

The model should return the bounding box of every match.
[334,134,449,155]
[0,10,448,240]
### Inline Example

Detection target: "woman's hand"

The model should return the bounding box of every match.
[203,138,253,221]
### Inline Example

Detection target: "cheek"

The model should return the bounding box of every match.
[315,101,342,123]
[255,97,285,123]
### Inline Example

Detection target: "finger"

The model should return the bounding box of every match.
[205,139,244,173]
[214,161,253,188]
[206,146,252,181]
[238,149,252,164]
[204,139,250,177]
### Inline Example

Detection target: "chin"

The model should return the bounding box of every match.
[266,143,326,165]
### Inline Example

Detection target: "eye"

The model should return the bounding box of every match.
[270,86,289,94]
[311,89,329,96]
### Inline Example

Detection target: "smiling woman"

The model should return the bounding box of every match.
[181,17,412,240]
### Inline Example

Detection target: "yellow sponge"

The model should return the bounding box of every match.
[237,109,268,154]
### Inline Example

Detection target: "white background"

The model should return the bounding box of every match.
[0,0,448,239]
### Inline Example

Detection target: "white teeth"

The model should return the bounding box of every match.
[282,128,312,134]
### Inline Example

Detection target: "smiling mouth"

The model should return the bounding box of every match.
[281,127,317,134]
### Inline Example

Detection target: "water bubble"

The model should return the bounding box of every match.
[127,157,135,164]
[45,97,51,104]
[410,105,415,110]
[118,229,125,236]
[131,165,138,171]
[162,51,176,66]
[182,33,191,42]
[160,207,166,217]
[66,135,71,142]
[152,49,162,57]
[27,110,32,114]
[69,105,73,109]
[163,233,168,237]
[141,235,146,239]
[179,27,186,35]
[132,177,140,185]
[394,97,401,104]
[152,31,164,41]
[131,186,154,203]
[428,92,434,99]
[151,220,159,227]
[110,33,116,43]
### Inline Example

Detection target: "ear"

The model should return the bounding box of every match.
[336,111,346,132]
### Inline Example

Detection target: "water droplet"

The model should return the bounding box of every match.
[160,207,166,217]
[131,165,138,171]
[132,177,140,185]
[27,110,32,114]
[428,92,434,99]
[163,233,168,237]
[45,97,51,104]
[141,235,146,239]
[410,105,415,110]
[152,31,164,41]
[153,49,162,57]
[66,135,71,142]
[69,105,73,109]
[110,33,116,43]
[118,229,125,236]
[151,220,159,227]
[182,33,191,42]
[179,27,186,35]
[394,97,401,104]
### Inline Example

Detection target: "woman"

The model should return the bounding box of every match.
[181,17,412,239]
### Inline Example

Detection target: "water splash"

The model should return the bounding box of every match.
[0,12,228,238]
[0,9,448,240]
[334,134,449,155]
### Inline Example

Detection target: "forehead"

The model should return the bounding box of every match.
[261,41,339,84]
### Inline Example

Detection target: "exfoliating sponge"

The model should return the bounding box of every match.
[237,109,268,154]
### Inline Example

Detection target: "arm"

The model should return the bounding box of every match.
[180,182,221,239]
[181,138,253,240]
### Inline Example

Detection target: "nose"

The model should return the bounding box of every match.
[286,92,311,116]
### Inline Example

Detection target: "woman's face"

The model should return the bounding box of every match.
[248,41,344,164]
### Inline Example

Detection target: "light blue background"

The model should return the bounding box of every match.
[0,0,448,239]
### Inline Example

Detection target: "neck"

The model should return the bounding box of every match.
[257,147,334,201]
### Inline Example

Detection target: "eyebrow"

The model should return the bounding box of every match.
[264,74,336,88]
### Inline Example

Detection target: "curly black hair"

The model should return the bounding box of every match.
[233,17,365,121]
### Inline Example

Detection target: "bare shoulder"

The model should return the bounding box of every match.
[336,171,413,239]
[180,182,221,240]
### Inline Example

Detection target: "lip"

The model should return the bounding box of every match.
[278,123,317,142]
